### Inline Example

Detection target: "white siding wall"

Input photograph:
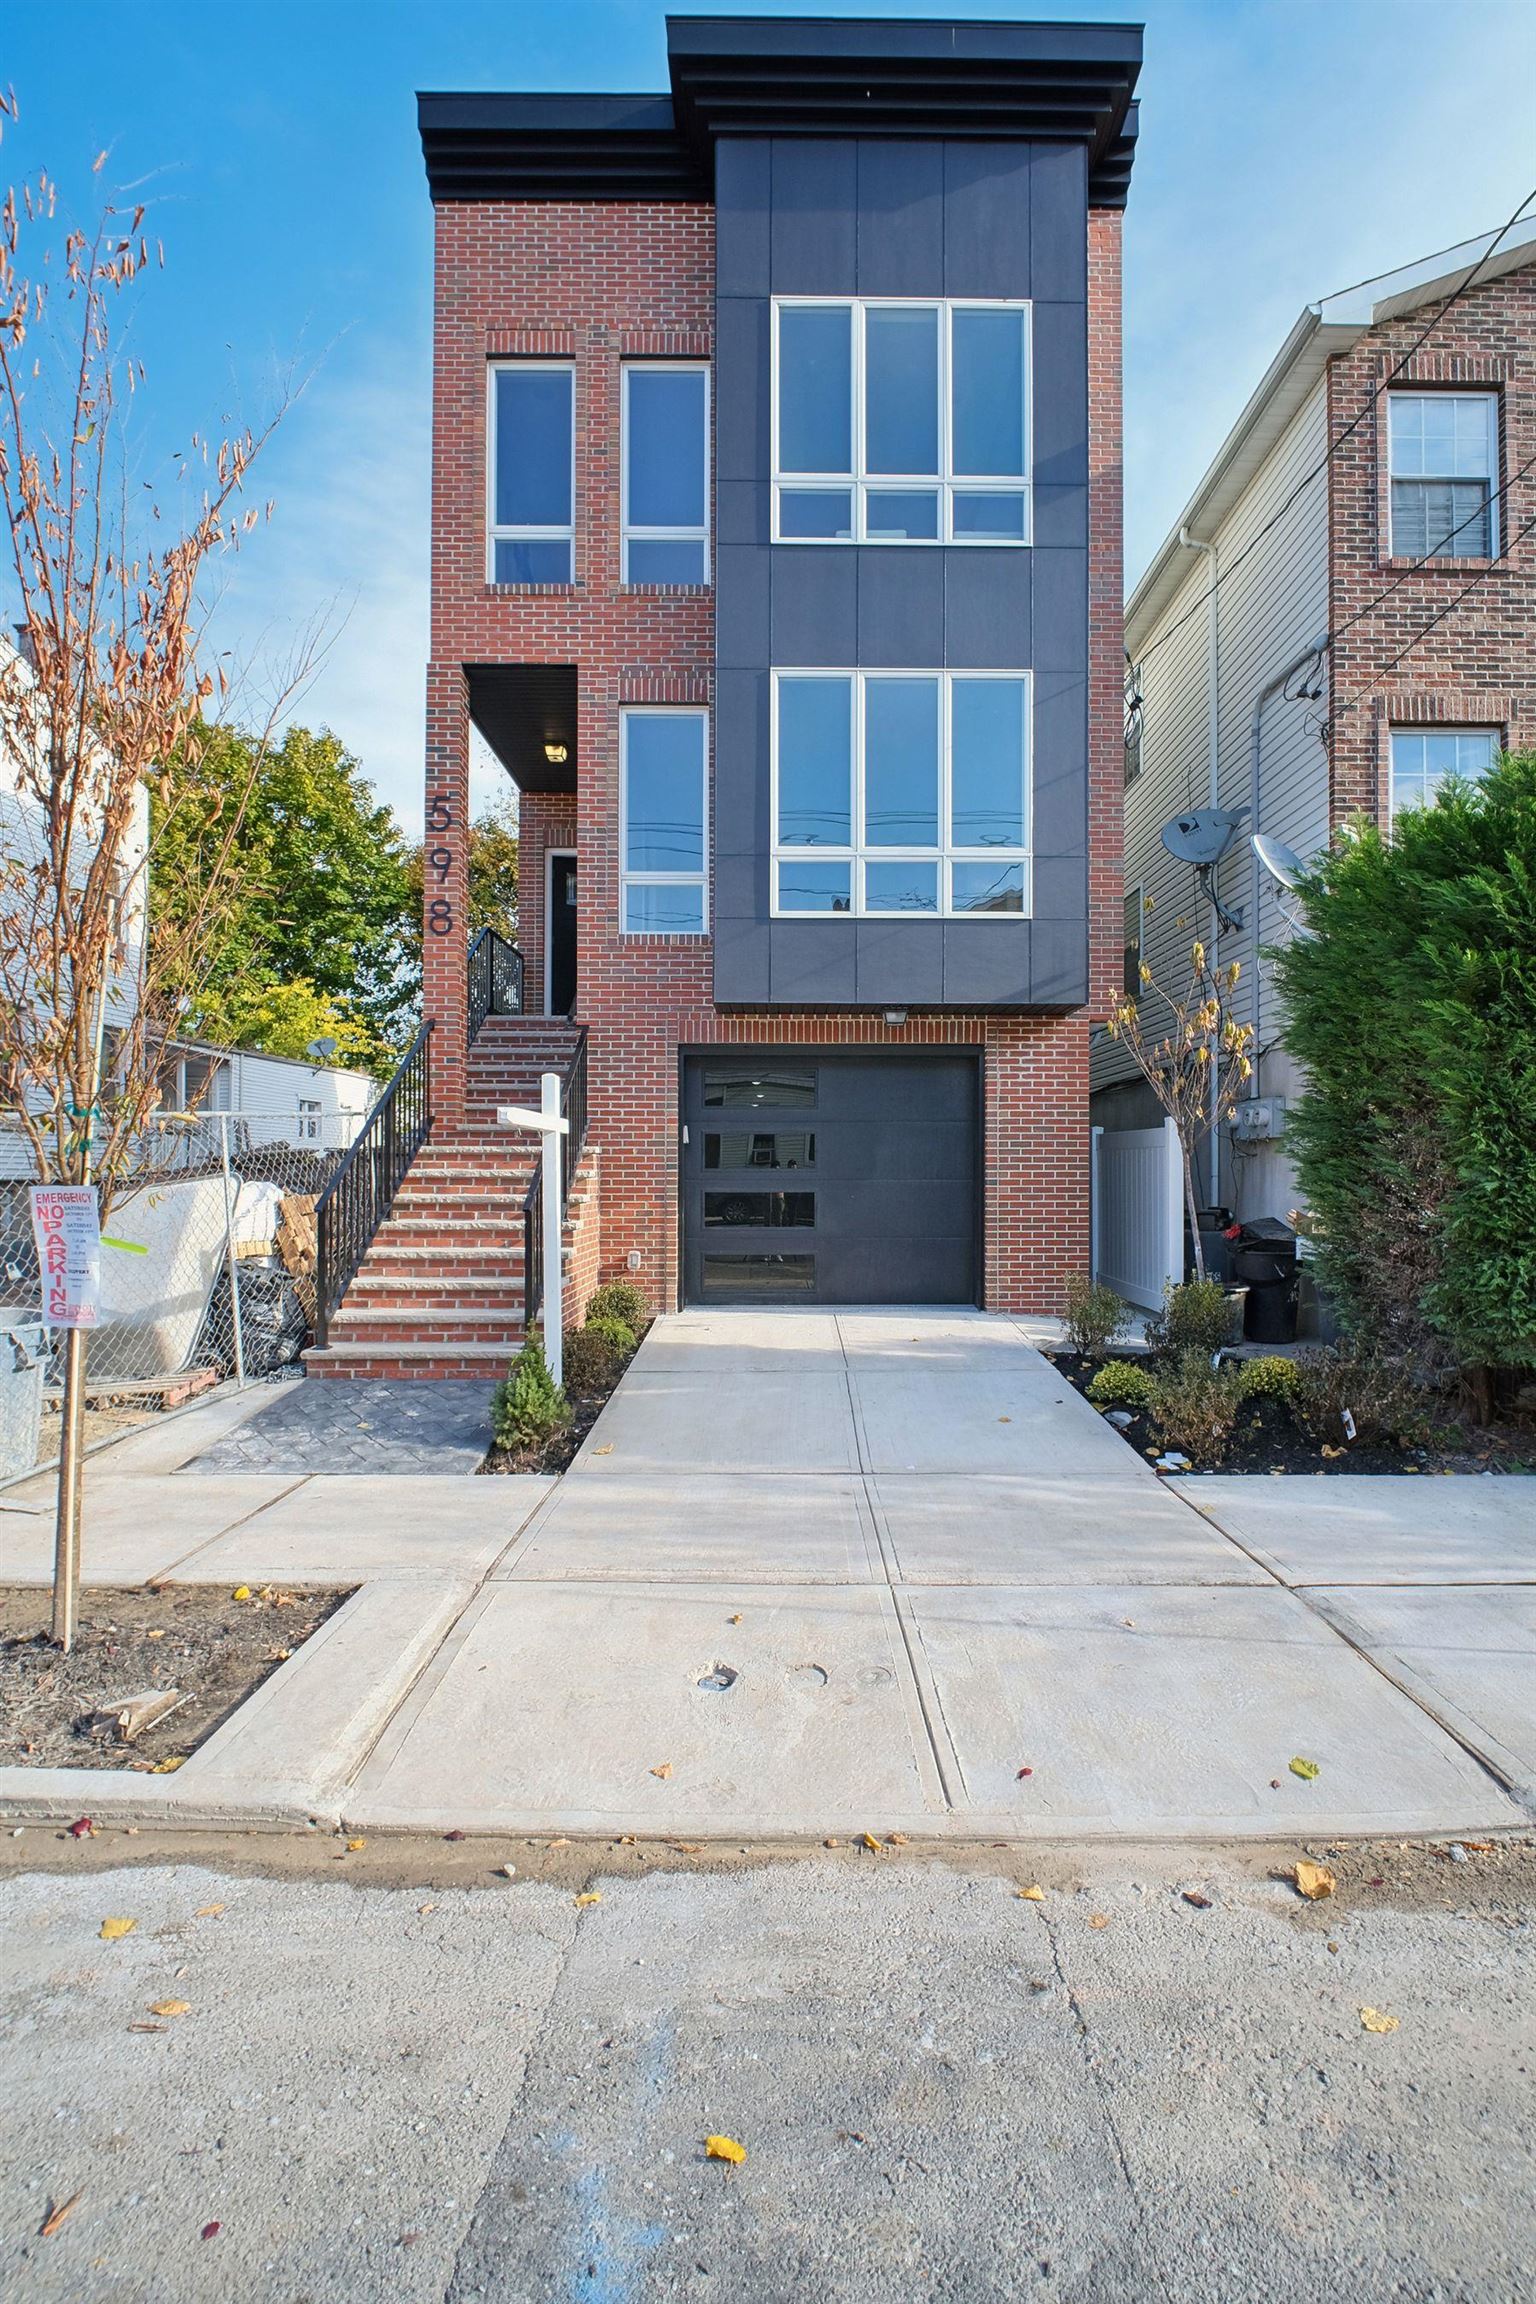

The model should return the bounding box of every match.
[1096,380,1331,1228]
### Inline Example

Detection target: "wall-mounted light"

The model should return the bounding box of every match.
[883,1009,908,1028]
[543,742,569,766]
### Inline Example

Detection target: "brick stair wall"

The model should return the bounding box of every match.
[304,1019,600,1380]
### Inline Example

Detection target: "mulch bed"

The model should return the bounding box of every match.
[1049,1352,1532,1477]
[0,1585,347,1771]
[481,1320,651,1476]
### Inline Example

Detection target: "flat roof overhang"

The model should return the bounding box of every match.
[466,664,577,795]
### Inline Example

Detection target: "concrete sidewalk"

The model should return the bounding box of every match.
[2,1309,1532,1839]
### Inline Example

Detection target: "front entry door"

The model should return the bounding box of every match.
[548,853,577,1016]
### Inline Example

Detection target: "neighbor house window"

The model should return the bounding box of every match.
[489,363,574,582]
[622,364,709,584]
[1387,392,1498,558]
[773,299,1030,544]
[1123,886,1144,999]
[1388,728,1499,819]
[620,707,709,933]
[1124,660,1144,786]
[771,670,1030,917]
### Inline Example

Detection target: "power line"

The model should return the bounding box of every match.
[1137,187,1536,670]
[1326,445,1536,647]
[1329,505,1536,722]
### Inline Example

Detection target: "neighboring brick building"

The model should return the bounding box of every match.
[1095,227,1536,1308]
[311,13,1144,1373]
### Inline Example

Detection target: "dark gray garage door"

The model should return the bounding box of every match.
[682,1051,979,1305]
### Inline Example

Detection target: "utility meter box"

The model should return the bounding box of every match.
[1231,1096,1287,1143]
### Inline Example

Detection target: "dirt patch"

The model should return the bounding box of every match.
[482,1322,651,1476]
[0,1585,348,1771]
[1049,1351,1532,1476]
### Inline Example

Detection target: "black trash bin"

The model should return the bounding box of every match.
[1229,1218,1299,1344]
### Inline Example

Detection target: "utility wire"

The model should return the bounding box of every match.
[1136,187,1536,670]
[1328,505,1536,722]
[1323,445,1536,648]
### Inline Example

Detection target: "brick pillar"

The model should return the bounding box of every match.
[423,660,471,1128]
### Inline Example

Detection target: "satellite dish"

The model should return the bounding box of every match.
[307,1036,338,1062]
[1251,833,1308,891]
[1160,807,1249,866]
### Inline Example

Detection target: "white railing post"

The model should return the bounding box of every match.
[217,1114,247,1389]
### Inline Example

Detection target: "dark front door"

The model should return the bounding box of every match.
[682,1051,979,1305]
[548,855,577,1015]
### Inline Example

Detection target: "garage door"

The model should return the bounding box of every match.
[681,1051,979,1305]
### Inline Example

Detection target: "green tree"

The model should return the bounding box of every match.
[1274,751,1536,1399]
[151,724,417,1070]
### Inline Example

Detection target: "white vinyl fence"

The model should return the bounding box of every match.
[1091,1119,1183,1312]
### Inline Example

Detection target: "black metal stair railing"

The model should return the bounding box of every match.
[468,927,525,1040]
[313,1022,433,1351]
[522,1027,589,1335]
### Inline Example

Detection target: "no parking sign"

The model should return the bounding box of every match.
[29,1185,103,1329]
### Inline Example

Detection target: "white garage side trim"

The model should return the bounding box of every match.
[1092,1119,1183,1311]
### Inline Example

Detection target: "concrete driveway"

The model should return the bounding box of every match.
[350,1308,1534,1840]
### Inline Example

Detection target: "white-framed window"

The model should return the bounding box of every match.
[772,298,1031,545]
[1388,727,1499,820]
[488,362,575,583]
[1124,659,1144,787]
[1387,391,1498,559]
[770,669,1031,918]
[296,1096,322,1144]
[622,363,710,584]
[1123,885,1144,999]
[620,706,709,934]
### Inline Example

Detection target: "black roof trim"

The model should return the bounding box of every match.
[420,15,1142,208]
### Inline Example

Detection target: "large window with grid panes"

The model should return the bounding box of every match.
[1387,391,1499,559]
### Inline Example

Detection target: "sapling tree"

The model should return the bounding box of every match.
[1103,927,1255,1280]
[0,102,304,1645]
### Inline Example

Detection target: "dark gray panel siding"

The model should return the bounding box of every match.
[713,134,1090,1010]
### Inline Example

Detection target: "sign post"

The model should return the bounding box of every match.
[29,1184,103,1651]
[496,1074,570,1386]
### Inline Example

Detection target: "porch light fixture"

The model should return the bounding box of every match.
[543,741,568,765]
[883,1009,908,1027]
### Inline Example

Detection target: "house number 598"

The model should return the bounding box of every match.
[425,794,455,932]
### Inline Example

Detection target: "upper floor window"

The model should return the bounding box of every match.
[489,363,574,583]
[1123,887,1144,999]
[1388,392,1498,559]
[1123,660,1144,787]
[622,365,710,584]
[1388,727,1498,820]
[620,707,709,934]
[771,669,1031,917]
[772,299,1030,546]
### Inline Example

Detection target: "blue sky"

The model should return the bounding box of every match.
[4,0,1533,830]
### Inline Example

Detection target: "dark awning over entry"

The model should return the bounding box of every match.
[466,663,577,795]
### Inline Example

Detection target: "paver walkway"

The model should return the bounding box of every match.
[2,1308,1532,1839]
[183,1377,496,1475]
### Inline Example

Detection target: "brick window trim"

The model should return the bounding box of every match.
[1357,694,1514,819]
[1373,370,1507,569]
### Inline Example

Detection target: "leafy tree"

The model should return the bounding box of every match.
[1274,752,1536,1400]
[188,978,377,1067]
[151,724,417,1069]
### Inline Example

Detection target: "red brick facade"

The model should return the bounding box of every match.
[1326,263,1536,823]
[421,193,1127,1318]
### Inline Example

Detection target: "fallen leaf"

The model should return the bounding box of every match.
[575,1891,602,1907]
[592,1444,614,1456]
[1182,1892,1212,1909]
[40,2191,83,2238]
[669,1842,704,1855]
[146,1628,166,1640]
[99,1917,136,1942]
[500,1863,517,1880]
[346,1838,366,1852]
[1088,1914,1110,1930]
[68,1817,95,1839]
[704,2134,746,2165]
[148,2000,191,2018]
[1461,1841,1495,1853]
[444,1830,466,1843]
[860,1833,884,1852]
[1321,1444,1345,1460]
[1016,1766,1034,1779]
[1359,2006,1400,2034]
[1017,1885,1046,1902]
[728,1614,742,1625]
[547,1836,570,1848]
[150,1756,186,1775]
[887,1832,909,1846]
[231,1586,251,1601]
[1289,1756,1321,1782]
[201,2221,221,2240]
[1294,1860,1336,1901]
[651,1762,674,1780]
[823,1837,841,1849]
[998,1416,1011,1423]
[194,1904,225,1919]
[418,1902,438,1916]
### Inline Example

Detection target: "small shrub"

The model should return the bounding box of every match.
[1062,1274,1131,1359]
[1086,1359,1155,1412]
[587,1280,647,1333]
[1146,1277,1235,1359]
[1147,1350,1242,1464]
[1295,1342,1430,1449]
[1236,1354,1302,1404]
[562,1325,623,1395]
[492,1330,571,1452]
[585,1313,637,1357]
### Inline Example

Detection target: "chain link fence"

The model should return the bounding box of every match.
[1,1109,365,1474]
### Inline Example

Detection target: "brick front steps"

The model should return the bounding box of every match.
[304,1019,592,1381]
